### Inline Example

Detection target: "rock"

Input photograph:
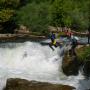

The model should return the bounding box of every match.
[48,26,63,32]
[76,46,90,78]
[62,51,80,76]
[14,25,30,34]
[83,61,90,78]
[4,78,75,90]
[62,45,90,76]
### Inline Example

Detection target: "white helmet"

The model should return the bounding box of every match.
[74,36,79,40]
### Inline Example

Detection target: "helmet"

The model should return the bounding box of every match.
[74,36,79,40]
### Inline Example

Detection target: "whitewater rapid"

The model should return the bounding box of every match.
[0,40,90,90]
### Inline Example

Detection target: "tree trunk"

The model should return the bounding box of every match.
[88,26,90,44]
[88,35,90,44]
[0,25,3,33]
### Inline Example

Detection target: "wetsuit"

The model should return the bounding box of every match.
[71,37,78,55]
[51,33,57,46]
[49,33,57,51]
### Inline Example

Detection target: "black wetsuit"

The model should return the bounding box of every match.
[71,38,78,55]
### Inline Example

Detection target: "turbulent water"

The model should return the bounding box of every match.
[0,40,90,90]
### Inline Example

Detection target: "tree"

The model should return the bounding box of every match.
[16,2,50,35]
[0,9,15,23]
[49,0,90,32]
[49,0,65,27]
[0,0,20,33]
[87,1,90,44]
[0,0,20,9]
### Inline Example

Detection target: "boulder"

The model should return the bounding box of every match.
[83,60,90,78]
[76,45,90,78]
[62,51,80,76]
[14,25,30,34]
[4,78,75,90]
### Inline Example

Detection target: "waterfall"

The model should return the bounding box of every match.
[0,40,90,90]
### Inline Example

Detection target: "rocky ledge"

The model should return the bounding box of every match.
[0,34,46,42]
[62,45,90,77]
[4,78,75,90]
[62,50,81,76]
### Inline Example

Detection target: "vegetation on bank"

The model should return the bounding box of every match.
[76,46,90,61]
[0,0,90,34]
[16,2,50,35]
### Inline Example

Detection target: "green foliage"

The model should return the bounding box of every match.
[70,0,89,31]
[0,0,20,9]
[49,0,90,31]
[16,2,50,35]
[0,0,21,33]
[27,0,51,3]
[0,0,90,33]
[0,0,21,24]
[76,46,90,61]
[0,9,15,23]
[49,0,65,27]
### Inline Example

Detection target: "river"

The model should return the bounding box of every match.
[0,39,90,90]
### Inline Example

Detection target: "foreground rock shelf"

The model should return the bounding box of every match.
[4,78,75,90]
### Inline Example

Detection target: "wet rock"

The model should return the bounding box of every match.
[83,61,90,78]
[0,34,46,42]
[62,51,80,76]
[4,78,75,90]
[76,46,90,78]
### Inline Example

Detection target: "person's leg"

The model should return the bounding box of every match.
[49,43,54,51]
[71,45,75,55]
[53,39,57,47]
[72,44,77,55]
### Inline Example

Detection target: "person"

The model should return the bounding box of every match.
[49,32,57,50]
[50,32,57,46]
[66,28,72,39]
[70,35,79,55]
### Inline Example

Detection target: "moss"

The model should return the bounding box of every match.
[76,46,90,61]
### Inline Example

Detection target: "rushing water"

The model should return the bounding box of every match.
[0,40,90,90]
